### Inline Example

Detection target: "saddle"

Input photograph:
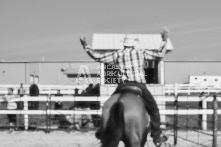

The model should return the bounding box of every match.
[119,86,143,97]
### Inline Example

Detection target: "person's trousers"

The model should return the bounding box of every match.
[113,82,162,139]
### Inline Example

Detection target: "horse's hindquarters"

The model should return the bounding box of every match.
[100,92,150,147]
[121,93,149,137]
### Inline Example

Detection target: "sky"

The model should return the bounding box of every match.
[0,0,221,61]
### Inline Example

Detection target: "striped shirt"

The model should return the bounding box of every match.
[85,44,166,83]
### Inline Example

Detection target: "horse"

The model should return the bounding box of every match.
[99,86,150,147]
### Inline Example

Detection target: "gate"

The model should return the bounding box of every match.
[172,94,219,147]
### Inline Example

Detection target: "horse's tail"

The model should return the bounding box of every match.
[101,100,124,147]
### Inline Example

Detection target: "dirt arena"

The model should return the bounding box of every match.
[0,130,220,147]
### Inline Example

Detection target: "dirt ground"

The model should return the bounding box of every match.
[0,130,220,147]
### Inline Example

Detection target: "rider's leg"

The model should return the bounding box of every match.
[139,84,162,139]
[135,83,167,146]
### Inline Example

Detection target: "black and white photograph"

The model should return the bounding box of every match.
[0,1,221,147]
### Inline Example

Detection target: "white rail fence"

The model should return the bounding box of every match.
[163,83,221,95]
[0,95,221,130]
[0,83,221,95]
[0,84,87,95]
[0,84,221,130]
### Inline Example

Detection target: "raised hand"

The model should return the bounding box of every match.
[161,27,169,41]
[159,27,170,53]
[79,37,88,49]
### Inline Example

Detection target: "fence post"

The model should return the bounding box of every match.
[45,95,50,133]
[202,99,207,130]
[174,98,178,146]
[174,83,177,97]
[48,94,52,133]
[174,83,178,146]
[212,95,218,147]
[24,98,28,130]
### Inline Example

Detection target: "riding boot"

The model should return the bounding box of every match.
[153,133,168,147]
[149,111,162,138]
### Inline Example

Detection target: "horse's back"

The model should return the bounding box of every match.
[121,93,148,121]
[120,93,149,141]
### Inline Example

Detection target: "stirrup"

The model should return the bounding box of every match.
[153,134,168,147]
